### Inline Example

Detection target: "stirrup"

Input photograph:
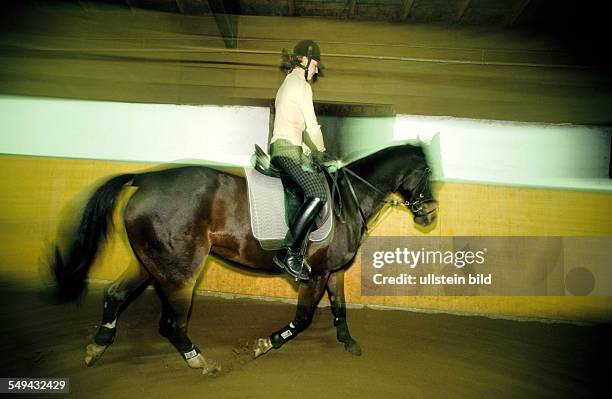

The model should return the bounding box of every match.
[273,250,311,282]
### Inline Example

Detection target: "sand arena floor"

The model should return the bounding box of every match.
[0,278,608,399]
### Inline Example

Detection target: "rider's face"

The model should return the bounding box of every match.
[299,57,319,81]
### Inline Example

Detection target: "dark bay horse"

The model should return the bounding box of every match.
[51,143,438,374]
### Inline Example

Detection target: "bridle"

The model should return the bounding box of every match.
[390,167,436,216]
[325,164,436,232]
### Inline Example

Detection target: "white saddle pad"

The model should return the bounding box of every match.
[244,168,333,251]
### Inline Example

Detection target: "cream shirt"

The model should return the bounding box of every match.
[271,67,325,153]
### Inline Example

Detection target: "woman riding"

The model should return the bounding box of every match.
[270,40,329,282]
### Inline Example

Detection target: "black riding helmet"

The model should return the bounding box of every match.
[292,40,323,80]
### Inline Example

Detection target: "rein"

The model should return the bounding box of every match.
[324,164,434,232]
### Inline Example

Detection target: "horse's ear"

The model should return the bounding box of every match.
[421,132,443,181]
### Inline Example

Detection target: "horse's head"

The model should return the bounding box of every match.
[342,143,438,228]
[395,162,438,228]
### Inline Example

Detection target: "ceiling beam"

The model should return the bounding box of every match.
[455,0,471,22]
[400,0,414,22]
[348,0,357,19]
[206,0,239,49]
[76,1,94,12]
[505,0,531,27]
[175,0,186,14]
[287,0,296,16]
[124,0,137,10]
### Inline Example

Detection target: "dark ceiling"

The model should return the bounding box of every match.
[1,0,611,124]
[10,0,610,28]
[10,0,609,66]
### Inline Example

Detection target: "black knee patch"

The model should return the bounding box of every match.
[159,320,193,353]
[269,319,308,349]
[94,326,116,346]
[166,333,193,352]
[158,318,173,339]
[334,317,347,327]
[334,317,352,342]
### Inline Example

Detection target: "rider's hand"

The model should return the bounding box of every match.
[312,151,339,173]
[312,150,333,165]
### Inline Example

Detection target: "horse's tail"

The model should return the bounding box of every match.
[51,173,135,301]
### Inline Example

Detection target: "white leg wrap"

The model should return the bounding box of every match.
[102,319,117,329]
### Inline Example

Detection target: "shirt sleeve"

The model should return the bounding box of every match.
[301,83,326,152]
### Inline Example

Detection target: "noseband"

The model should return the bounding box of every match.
[387,167,436,217]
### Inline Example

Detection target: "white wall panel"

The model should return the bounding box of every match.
[0,95,270,166]
[394,114,612,191]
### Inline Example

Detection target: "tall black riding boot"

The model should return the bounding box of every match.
[274,197,324,281]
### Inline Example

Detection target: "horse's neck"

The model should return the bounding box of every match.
[339,164,394,224]
[342,145,423,222]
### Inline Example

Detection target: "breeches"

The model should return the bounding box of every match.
[270,141,327,202]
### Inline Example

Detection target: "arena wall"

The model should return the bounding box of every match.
[1,154,610,323]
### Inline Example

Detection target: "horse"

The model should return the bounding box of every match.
[51,142,438,375]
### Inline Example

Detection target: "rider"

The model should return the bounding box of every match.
[270,39,329,282]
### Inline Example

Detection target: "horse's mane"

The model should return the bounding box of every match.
[340,140,426,172]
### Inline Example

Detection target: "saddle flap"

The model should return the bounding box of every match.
[245,168,333,250]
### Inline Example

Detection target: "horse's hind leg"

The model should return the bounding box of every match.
[156,279,221,375]
[254,273,330,357]
[85,260,150,366]
[326,269,362,355]
[125,203,220,374]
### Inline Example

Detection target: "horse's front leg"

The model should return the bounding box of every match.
[327,269,362,356]
[253,273,330,358]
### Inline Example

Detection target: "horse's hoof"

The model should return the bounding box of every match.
[186,354,222,375]
[253,338,273,359]
[344,339,362,356]
[85,343,108,367]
